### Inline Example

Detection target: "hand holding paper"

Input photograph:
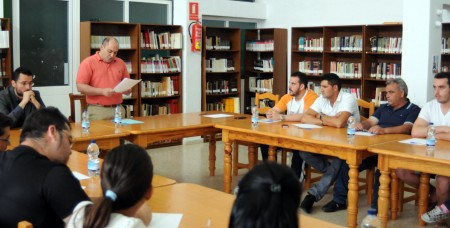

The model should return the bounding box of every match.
[114,78,142,93]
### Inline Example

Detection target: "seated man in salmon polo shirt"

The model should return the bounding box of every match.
[76,36,131,120]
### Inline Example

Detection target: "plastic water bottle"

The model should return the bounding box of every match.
[87,140,100,177]
[81,109,90,135]
[360,208,381,228]
[426,123,436,155]
[347,114,356,144]
[251,105,259,127]
[114,105,122,128]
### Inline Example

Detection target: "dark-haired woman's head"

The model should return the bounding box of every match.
[83,144,153,227]
[229,162,301,228]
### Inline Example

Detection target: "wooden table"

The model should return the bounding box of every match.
[368,139,450,228]
[67,150,176,198]
[94,112,243,176]
[215,120,410,228]
[8,122,130,152]
[147,183,234,227]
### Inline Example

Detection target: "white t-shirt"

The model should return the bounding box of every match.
[418,99,450,126]
[310,90,360,122]
[67,201,147,228]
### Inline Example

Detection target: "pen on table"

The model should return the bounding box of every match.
[206,217,211,228]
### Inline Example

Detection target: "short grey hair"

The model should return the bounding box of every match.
[386,78,408,97]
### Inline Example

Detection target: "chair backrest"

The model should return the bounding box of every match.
[357,99,375,121]
[69,93,87,123]
[17,221,33,228]
[255,92,280,114]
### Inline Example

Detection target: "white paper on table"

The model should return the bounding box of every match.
[113,78,142,93]
[399,138,427,145]
[258,118,281,123]
[203,114,233,118]
[72,171,90,180]
[355,131,375,136]
[148,213,183,228]
[292,123,323,129]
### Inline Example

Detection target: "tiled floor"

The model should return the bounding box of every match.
[148,139,440,227]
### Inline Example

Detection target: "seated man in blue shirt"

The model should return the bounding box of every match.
[322,78,421,212]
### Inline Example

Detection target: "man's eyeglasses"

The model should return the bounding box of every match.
[18,81,34,87]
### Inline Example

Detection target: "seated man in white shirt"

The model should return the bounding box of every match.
[299,73,360,214]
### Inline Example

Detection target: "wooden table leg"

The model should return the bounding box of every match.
[223,130,232,193]
[248,144,256,168]
[208,133,216,176]
[390,170,399,220]
[418,173,430,226]
[347,163,359,228]
[268,146,276,161]
[378,168,391,228]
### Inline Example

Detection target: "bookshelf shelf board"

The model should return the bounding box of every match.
[206,93,239,97]
[246,70,274,74]
[205,49,239,53]
[292,50,323,54]
[141,95,181,99]
[305,74,323,77]
[141,48,182,51]
[245,50,274,53]
[364,78,388,82]
[323,51,363,54]
[365,52,402,55]
[141,72,182,76]
[90,48,137,51]
[339,78,362,81]
[205,71,239,74]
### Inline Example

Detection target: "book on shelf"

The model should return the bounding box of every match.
[141,77,177,97]
[140,56,181,73]
[330,61,362,78]
[0,30,9,48]
[205,58,234,72]
[299,60,322,75]
[140,30,181,49]
[206,79,237,94]
[125,61,132,74]
[330,35,362,52]
[248,76,273,93]
[341,87,361,99]
[369,36,402,54]
[205,36,231,50]
[142,99,179,116]
[253,58,274,72]
[123,104,134,118]
[370,62,401,79]
[442,37,450,54]
[222,97,240,113]
[307,81,321,95]
[298,36,323,52]
[246,40,274,51]
[0,56,6,76]
[90,35,131,49]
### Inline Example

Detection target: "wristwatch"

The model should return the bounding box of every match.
[281,115,286,121]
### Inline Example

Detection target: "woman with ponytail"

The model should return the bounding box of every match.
[229,162,301,228]
[68,144,153,228]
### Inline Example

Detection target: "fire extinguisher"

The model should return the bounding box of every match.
[189,20,202,52]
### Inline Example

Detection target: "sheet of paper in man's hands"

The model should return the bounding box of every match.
[114,78,142,93]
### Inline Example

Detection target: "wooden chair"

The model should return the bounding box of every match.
[69,93,87,123]
[232,92,279,175]
[17,221,33,228]
[298,99,376,204]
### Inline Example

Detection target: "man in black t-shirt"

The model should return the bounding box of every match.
[0,107,89,228]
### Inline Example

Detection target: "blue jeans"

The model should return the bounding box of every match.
[332,155,379,208]
[299,151,343,201]
[260,145,303,179]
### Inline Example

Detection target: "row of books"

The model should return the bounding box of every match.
[0,31,9,48]
[441,66,450,72]
[307,82,321,95]
[330,35,363,52]
[330,61,362,78]
[205,79,238,94]
[206,97,240,113]
[90,36,131,49]
[248,77,273,93]
[253,58,274,72]
[140,56,181,73]
[299,60,323,75]
[125,61,132,74]
[205,36,231,50]
[441,37,450,54]
[141,76,179,97]
[369,36,402,54]
[0,56,7,77]
[140,30,182,49]
[298,37,323,52]
[370,62,402,79]
[123,104,135,118]
[205,58,235,72]
[341,87,361,99]
[142,99,179,116]
[246,40,274,51]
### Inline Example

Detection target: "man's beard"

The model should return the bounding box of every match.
[15,88,24,98]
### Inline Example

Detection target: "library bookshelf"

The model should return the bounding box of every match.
[244,28,287,114]
[0,18,11,90]
[201,26,241,113]
[80,21,140,117]
[292,24,402,101]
